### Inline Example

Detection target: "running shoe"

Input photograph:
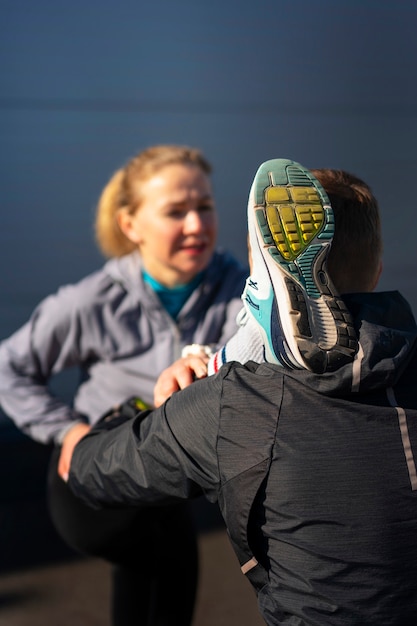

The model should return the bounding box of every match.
[242,158,357,373]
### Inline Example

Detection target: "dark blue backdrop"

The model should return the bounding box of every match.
[1,0,417,339]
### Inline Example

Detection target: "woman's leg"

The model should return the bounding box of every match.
[111,503,198,626]
[47,447,198,626]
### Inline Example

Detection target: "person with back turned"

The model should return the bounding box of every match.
[70,158,417,625]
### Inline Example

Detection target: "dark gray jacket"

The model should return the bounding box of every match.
[0,249,247,443]
[69,290,417,625]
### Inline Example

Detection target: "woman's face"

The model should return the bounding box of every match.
[119,163,218,287]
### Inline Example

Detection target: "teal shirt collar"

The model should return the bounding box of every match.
[142,271,204,319]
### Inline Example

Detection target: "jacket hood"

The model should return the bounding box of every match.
[283,291,417,396]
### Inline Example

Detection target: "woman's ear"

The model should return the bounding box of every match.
[116,208,141,244]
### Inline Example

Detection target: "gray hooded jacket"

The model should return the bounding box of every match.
[0,250,247,443]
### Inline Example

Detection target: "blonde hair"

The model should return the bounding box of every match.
[95,145,212,257]
[311,168,382,294]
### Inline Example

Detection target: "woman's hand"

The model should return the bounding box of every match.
[154,354,209,407]
[58,422,92,482]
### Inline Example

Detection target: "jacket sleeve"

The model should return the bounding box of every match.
[68,373,223,509]
[0,287,89,444]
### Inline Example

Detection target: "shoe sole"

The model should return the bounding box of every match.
[246,158,357,373]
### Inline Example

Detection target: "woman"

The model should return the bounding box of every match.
[0,145,248,625]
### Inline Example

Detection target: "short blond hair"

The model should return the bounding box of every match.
[95,145,212,258]
[312,168,382,294]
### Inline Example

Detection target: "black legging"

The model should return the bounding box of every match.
[47,447,198,626]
